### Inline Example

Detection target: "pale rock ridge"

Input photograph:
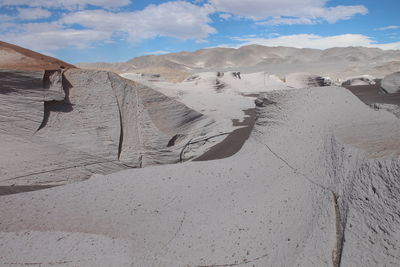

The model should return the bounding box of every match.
[371,103,400,118]
[285,72,331,88]
[1,86,399,266]
[0,69,65,136]
[327,134,400,266]
[381,72,400,94]
[0,68,215,185]
[341,75,376,86]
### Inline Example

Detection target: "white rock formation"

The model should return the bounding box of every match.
[0,69,215,185]
[371,103,400,118]
[285,72,331,88]
[341,75,376,86]
[381,72,400,94]
[1,86,399,266]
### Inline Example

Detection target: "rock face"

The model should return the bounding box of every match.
[0,68,214,185]
[0,70,65,135]
[0,86,399,266]
[285,72,331,88]
[381,72,400,94]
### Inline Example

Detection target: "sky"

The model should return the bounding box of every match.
[0,0,399,63]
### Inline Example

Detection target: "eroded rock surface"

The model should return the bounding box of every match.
[1,86,399,266]
[0,68,214,185]
[382,72,400,94]
[342,75,376,86]
[285,72,331,88]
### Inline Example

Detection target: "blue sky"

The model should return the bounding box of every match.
[0,0,399,63]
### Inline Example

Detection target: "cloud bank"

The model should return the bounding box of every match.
[0,0,398,53]
[0,1,215,50]
[232,34,400,50]
[209,0,368,24]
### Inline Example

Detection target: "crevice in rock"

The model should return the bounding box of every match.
[167,134,183,147]
[4,159,130,183]
[196,252,269,267]
[160,211,186,251]
[332,192,344,267]
[117,106,124,160]
[253,136,346,267]
[36,70,73,132]
[107,72,125,161]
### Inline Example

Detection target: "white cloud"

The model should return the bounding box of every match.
[196,39,209,43]
[0,14,14,22]
[320,6,368,23]
[219,13,232,20]
[144,50,170,55]
[0,1,216,50]
[209,0,367,25]
[0,0,131,10]
[62,1,216,41]
[231,34,400,50]
[376,25,400,31]
[0,22,111,50]
[257,17,315,26]
[17,7,52,20]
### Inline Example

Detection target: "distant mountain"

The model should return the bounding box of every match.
[77,45,400,77]
[0,41,74,70]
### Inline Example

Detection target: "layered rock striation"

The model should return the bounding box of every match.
[0,68,214,185]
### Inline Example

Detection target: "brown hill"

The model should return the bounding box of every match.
[0,41,74,70]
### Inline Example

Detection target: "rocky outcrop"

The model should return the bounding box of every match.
[285,72,331,88]
[327,134,400,266]
[341,75,376,86]
[381,72,400,94]
[371,103,400,118]
[0,68,214,185]
[0,70,65,136]
[255,96,276,107]
[1,86,398,266]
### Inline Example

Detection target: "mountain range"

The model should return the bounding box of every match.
[77,45,400,78]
